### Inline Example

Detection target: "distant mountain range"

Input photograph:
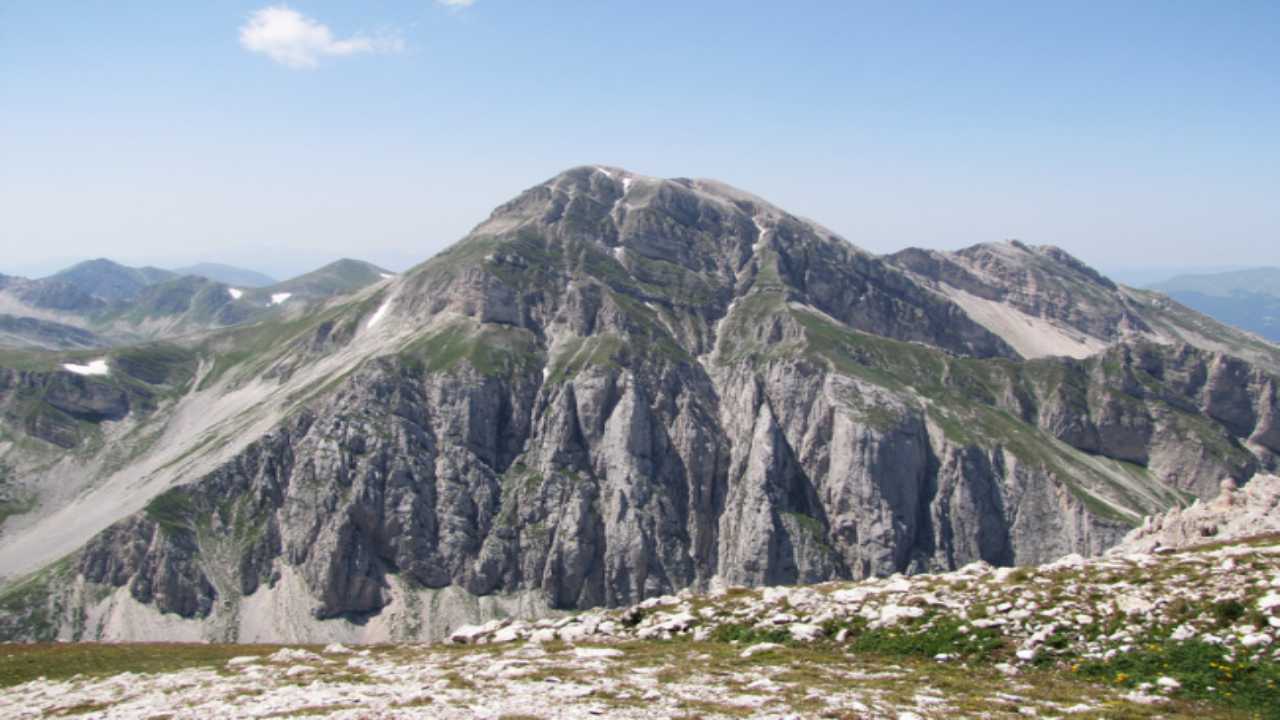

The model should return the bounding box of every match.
[1150,268,1280,342]
[0,258,392,350]
[172,263,277,289]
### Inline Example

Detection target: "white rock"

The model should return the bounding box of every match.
[1015,648,1038,662]
[1156,676,1181,690]
[449,624,491,645]
[226,656,259,667]
[830,586,875,604]
[878,605,925,626]
[268,648,321,663]
[1259,592,1280,612]
[789,623,824,642]
[322,643,352,655]
[761,587,792,604]
[492,625,526,644]
[559,624,594,643]
[884,577,912,593]
[1050,553,1087,570]
[656,611,697,632]
[1122,690,1166,705]
[740,642,784,658]
[746,677,780,692]
[1074,614,1094,626]
[574,647,624,659]
[1241,633,1272,648]
[1116,595,1154,615]
[528,628,559,644]
[1170,624,1197,641]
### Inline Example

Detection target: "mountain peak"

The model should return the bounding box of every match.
[46,258,176,303]
[410,165,1015,363]
[936,239,1118,294]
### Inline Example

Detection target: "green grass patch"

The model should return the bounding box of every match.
[1075,640,1280,717]
[0,643,298,688]
[707,622,791,645]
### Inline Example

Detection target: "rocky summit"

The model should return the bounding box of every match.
[0,166,1279,650]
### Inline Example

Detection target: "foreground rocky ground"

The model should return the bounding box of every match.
[2,528,1278,719]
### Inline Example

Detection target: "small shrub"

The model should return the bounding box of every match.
[708,623,790,645]
[1210,599,1246,628]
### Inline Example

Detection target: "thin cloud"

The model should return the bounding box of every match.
[239,5,403,69]
[436,0,476,7]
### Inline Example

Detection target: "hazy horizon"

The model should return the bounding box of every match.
[0,230,1267,292]
[4,2,1278,278]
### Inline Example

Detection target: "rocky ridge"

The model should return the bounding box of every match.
[1111,474,1280,554]
[888,241,1280,375]
[2,527,1277,718]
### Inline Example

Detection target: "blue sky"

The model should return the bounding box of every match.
[2,1,1278,280]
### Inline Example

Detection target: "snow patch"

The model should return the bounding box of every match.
[595,166,615,180]
[622,177,633,194]
[366,297,393,329]
[62,359,110,376]
[753,216,769,244]
[271,292,293,306]
[613,246,626,263]
[379,273,394,280]
[227,288,244,300]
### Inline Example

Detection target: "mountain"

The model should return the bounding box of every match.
[254,258,392,302]
[1149,268,1280,343]
[172,263,276,289]
[0,259,391,350]
[46,259,177,303]
[887,242,1280,373]
[1152,267,1280,297]
[0,166,1276,644]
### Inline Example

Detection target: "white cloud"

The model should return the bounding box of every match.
[436,0,476,7]
[239,5,403,69]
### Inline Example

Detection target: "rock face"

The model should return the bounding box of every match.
[4,530,1277,719]
[888,241,1145,345]
[1111,474,1280,554]
[1,166,1278,642]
